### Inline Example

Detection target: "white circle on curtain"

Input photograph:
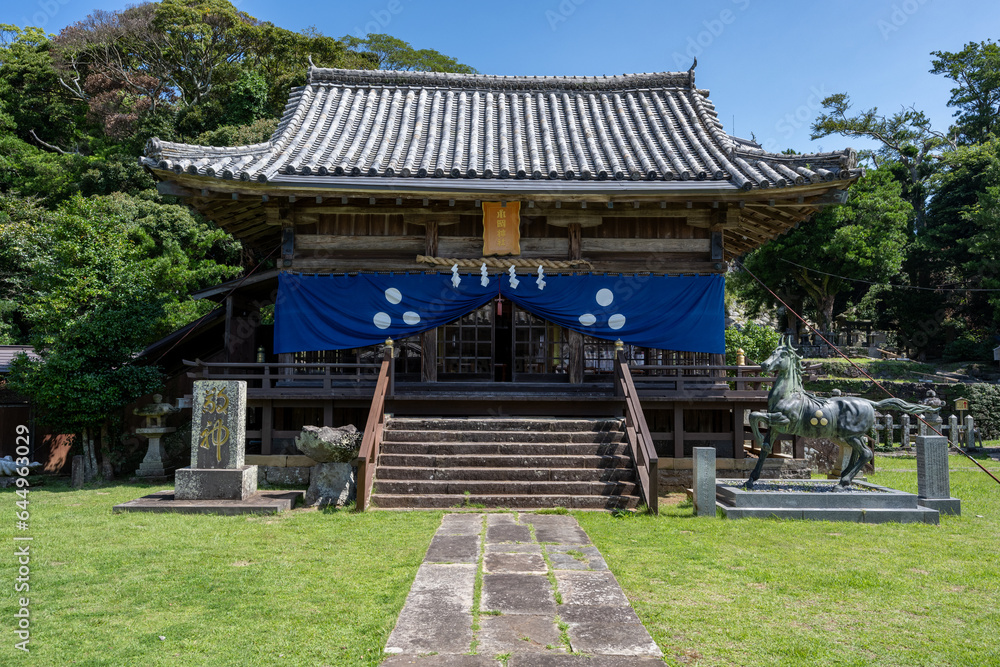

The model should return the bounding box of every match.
[596,288,614,306]
[373,312,391,329]
[385,288,402,304]
[608,313,626,330]
[403,311,421,325]
[579,313,596,326]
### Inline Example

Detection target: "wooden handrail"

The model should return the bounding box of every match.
[615,351,659,514]
[354,350,392,511]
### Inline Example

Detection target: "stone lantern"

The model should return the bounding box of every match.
[133,394,179,479]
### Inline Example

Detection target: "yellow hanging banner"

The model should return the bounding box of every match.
[482,201,521,256]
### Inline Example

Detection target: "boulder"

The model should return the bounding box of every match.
[294,425,362,463]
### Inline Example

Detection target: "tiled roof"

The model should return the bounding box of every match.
[143,67,858,192]
[0,346,38,373]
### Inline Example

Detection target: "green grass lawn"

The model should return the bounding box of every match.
[578,454,1000,667]
[0,482,441,666]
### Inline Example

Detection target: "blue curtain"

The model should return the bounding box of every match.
[275,271,724,354]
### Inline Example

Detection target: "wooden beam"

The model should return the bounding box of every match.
[581,238,710,254]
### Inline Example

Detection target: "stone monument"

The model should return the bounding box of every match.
[174,380,257,501]
[133,394,179,479]
[914,403,960,516]
[692,447,717,517]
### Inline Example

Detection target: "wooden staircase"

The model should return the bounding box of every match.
[370,417,643,510]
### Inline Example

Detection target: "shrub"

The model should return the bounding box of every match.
[725,322,781,366]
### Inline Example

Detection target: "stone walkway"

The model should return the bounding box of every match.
[381,513,663,666]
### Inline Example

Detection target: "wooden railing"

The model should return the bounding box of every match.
[628,364,776,395]
[355,349,393,511]
[614,350,659,514]
[184,359,381,390]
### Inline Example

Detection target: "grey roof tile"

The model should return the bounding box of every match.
[143,67,857,191]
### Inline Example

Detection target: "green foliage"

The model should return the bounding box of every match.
[930,40,1000,145]
[733,168,912,331]
[811,93,952,226]
[0,24,91,149]
[724,323,780,365]
[223,68,270,125]
[941,335,995,363]
[964,383,1000,439]
[342,33,477,73]
[190,117,278,146]
[0,193,241,432]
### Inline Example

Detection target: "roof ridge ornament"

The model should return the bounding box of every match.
[688,57,697,87]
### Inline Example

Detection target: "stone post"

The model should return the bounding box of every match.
[71,455,85,489]
[692,446,716,518]
[900,414,910,448]
[884,414,893,448]
[965,416,976,449]
[948,415,959,446]
[174,380,257,501]
[915,429,960,515]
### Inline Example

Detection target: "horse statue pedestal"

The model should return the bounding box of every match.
[714,479,941,524]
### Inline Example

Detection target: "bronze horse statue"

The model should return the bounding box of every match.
[746,337,937,489]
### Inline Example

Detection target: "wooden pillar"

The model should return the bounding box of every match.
[732,403,745,459]
[710,352,726,383]
[567,329,584,384]
[425,221,439,257]
[421,329,438,382]
[568,223,582,260]
[261,399,273,455]
[673,405,684,459]
[225,294,257,364]
[323,402,334,427]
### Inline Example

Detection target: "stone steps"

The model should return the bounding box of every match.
[384,429,624,443]
[373,493,640,510]
[379,441,630,456]
[372,417,643,510]
[386,418,622,432]
[375,479,639,496]
[377,465,638,482]
[377,453,635,469]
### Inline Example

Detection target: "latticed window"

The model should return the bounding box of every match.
[514,309,568,375]
[439,303,494,376]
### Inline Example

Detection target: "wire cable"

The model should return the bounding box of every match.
[777,257,1000,292]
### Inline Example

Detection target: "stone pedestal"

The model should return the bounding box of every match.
[692,447,716,517]
[915,434,960,515]
[305,462,357,507]
[174,380,257,502]
[175,466,257,501]
[135,426,174,478]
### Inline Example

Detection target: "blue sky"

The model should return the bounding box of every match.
[6,0,999,156]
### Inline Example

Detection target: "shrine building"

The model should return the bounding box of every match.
[141,64,859,511]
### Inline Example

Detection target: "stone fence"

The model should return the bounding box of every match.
[872,413,982,449]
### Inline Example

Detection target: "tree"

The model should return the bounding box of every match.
[811,93,954,227]
[0,24,90,151]
[341,34,477,73]
[930,40,1000,145]
[1,193,242,476]
[733,169,912,332]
